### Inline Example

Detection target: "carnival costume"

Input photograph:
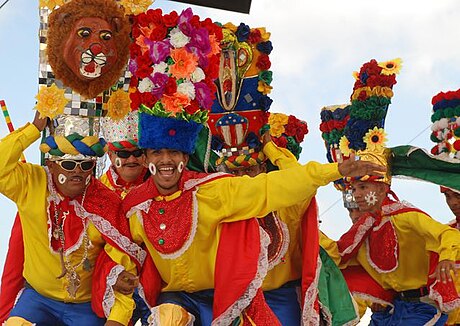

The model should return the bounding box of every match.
[322,58,460,325]
[113,8,349,325]
[207,22,357,325]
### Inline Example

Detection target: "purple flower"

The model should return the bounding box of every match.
[186,27,211,68]
[145,39,171,64]
[257,41,273,55]
[194,82,213,109]
[150,72,169,97]
[177,8,194,36]
[128,58,138,75]
[236,23,250,42]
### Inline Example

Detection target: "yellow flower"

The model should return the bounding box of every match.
[372,86,394,98]
[351,87,371,101]
[119,0,153,15]
[105,89,131,121]
[223,23,238,33]
[39,0,65,9]
[363,127,387,150]
[378,58,402,76]
[339,136,352,157]
[257,80,272,95]
[256,27,271,41]
[35,84,68,119]
[352,71,359,80]
[268,113,288,137]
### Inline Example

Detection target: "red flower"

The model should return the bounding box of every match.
[256,54,271,70]
[273,136,288,148]
[164,77,177,95]
[202,18,223,41]
[203,55,220,80]
[129,92,142,110]
[146,9,164,27]
[190,14,201,28]
[248,29,262,44]
[357,90,368,101]
[149,26,168,41]
[163,11,178,27]
[141,92,157,108]
[184,99,200,115]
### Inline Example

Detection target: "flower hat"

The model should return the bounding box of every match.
[339,58,402,184]
[208,23,274,169]
[128,8,222,154]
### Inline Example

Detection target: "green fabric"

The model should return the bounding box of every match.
[318,247,358,326]
[390,145,460,192]
[187,126,218,173]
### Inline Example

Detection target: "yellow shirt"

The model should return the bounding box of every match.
[261,142,311,290]
[129,159,342,293]
[0,123,136,325]
[321,209,460,292]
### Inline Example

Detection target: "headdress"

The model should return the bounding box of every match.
[320,104,358,208]
[208,23,274,169]
[128,8,222,154]
[338,58,402,184]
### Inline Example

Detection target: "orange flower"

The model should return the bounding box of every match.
[169,48,199,80]
[161,92,191,115]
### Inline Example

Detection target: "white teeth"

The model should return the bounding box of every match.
[159,167,174,171]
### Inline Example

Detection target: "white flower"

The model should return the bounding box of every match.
[138,78,154,93]
[191,67,205,83]
[153,62,168,75]
[177,81,196,100]
[170,27,190,48]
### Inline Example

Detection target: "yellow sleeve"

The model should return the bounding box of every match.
[395,211,460,262]
[105,244,137,325]
[319,231,341,266]
[0,123,41,202]
[263,141,300,169]
[205,161,342,222]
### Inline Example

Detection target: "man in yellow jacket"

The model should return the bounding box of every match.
[2,112,143,326]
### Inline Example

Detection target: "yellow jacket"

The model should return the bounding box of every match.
[129,157,342,293]
[0,123,136,325]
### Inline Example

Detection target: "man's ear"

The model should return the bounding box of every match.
[184,154,190,166]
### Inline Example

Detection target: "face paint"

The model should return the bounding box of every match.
[115,157,122,169]
[148,162,157,176]
[177,161,184,173]
[364,191,378,206]
[58,173,67,185]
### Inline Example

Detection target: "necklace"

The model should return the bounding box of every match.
[53,186,91,299]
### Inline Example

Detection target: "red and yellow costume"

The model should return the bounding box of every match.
[0,123,143,325]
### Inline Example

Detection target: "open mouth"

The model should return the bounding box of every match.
[80,50,106,79]
[158,166,175,177]
[69,175,84,183]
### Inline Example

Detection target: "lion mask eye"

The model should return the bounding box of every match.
[77,27,91,38]
[100,31,113,41]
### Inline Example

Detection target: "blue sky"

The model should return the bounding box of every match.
[0,0,459,305]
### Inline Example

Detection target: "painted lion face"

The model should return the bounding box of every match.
[63,17,119,80]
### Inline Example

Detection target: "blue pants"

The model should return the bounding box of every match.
[9,287,105,326]
[131,288,151,326]
[264,282,301,326]
[157,290,214,326]
[370,299,448,326]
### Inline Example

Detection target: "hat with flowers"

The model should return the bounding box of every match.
[208,22,274,169]
[128,8,222,154]
[338,58,402,184]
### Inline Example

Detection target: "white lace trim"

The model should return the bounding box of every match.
[428,281,460,313]
[339,215,375,257]
[128,199,153,228]
[102,265,125,318]
[342,293,360,326]
[423,309,443,326]
[301,255,321,326]
[148,304,195,326]
[183,172,228,190]
[381,200,416,216]
[156,189,199,260]
[108,166,121,187]
[267,213,290,271]
[351,292,394,308]
[73,201,146,265]
[12,287,25,308]
[319,300,332,325]
[211,227,270,326]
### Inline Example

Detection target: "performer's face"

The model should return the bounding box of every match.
[108,147,145,183]
[443,188,460,219]
[144,149,189,195]
[351,181,388,213]
[230,163,266,178]
[47,159,95,198]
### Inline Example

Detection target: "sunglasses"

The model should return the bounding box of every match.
[115,149,144,159]
[56,160,96,172]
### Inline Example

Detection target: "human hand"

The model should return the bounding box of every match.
[32,110,48,132]
[262,131,271,146]
[429,259,458,284]
[113,271,139,295]
[338,153,386,178]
